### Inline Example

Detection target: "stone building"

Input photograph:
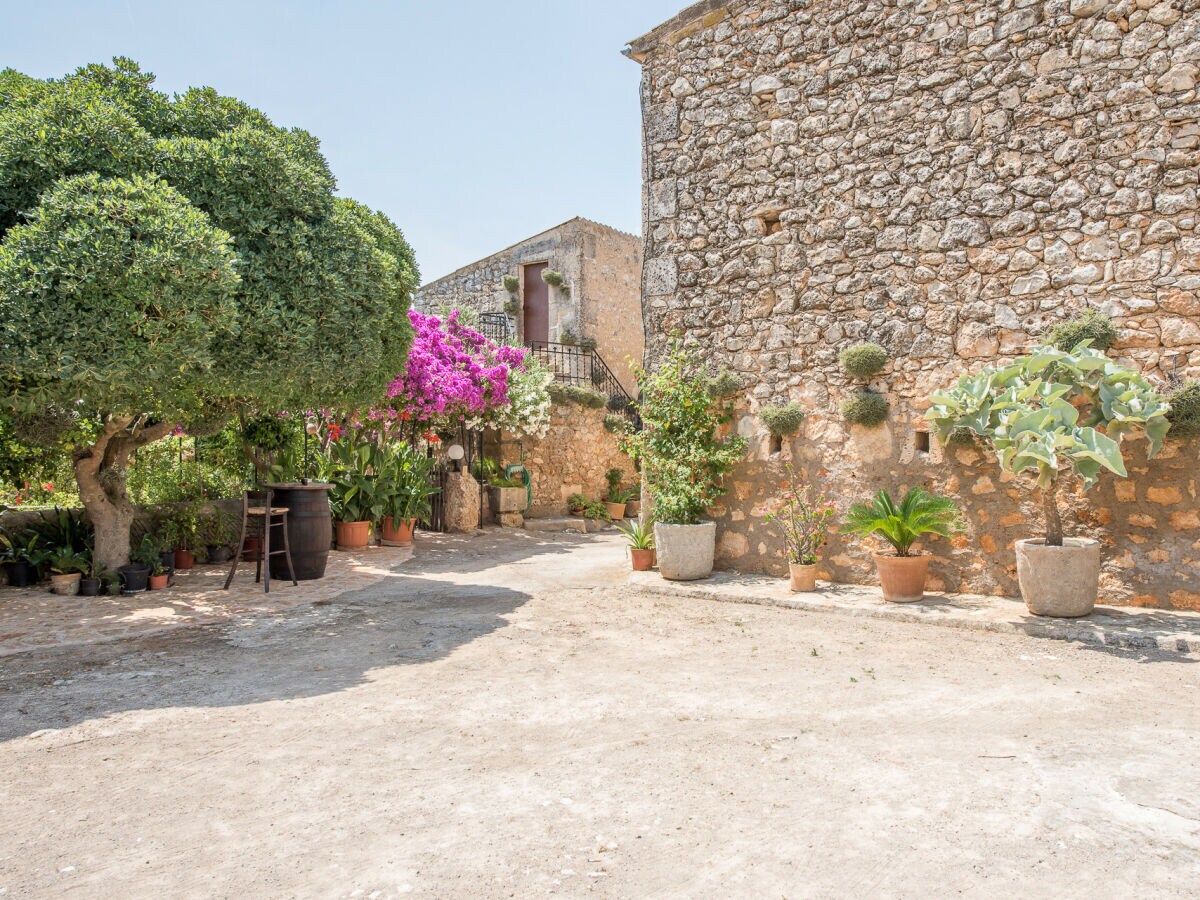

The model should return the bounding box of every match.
[415,217,644,393]
[627,0,1200,608]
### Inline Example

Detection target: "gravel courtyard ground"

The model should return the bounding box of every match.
[2,531,1198,897]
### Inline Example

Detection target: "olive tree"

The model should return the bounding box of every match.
[926,344,1171,546]
[0,59,418,568]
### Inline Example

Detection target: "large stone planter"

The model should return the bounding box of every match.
[488,486,526,515]
[653,521,716,581]
[1016,537,1100,618]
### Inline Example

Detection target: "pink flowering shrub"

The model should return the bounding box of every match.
[386,310,529,426]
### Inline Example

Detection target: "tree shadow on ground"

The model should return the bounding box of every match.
[0,575,530,742]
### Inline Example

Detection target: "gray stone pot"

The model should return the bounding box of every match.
[1015,537,1101,618]
[654,521,716,581]
[488,486,526,514]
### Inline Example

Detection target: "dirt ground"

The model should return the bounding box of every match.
[2,531,1198,898]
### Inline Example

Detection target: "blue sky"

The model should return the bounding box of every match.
[1,0,684,282]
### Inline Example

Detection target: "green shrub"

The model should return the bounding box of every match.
[559,328,578,346]
[706,370,742,399]
[541,269,564,288]
[583,499,610,521]
[603,414,628,434]
[1042,307,1117,352]
[759,403,806,437]
[841,392,889,427]
[547,382,606,409]
[840,342,888,379]
[1165,379,1200,438]
[502,274,519,293]
[579,337,598,354]
[503,296,520,316]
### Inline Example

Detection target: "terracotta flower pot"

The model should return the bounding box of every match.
[569,508,585,518]
[381,516,416,547]
[788,562,818,592]
[625,500,641,518]
[49,572,81,596]
[148,573,169,590]
[336,520,371,550]
[630,548,655,571]
[174,549,195,570]
[606,501,627,520]
[873,553,930,603]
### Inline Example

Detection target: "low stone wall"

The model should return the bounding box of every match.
[714,420,1200,611]
[491,401,635,517]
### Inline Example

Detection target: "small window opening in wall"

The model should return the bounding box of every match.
[769,434,783,456]
[758,210,783,237]
[914,430,931,454]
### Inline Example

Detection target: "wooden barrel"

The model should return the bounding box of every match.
[264,482,333,581]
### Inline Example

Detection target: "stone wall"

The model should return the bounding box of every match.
[489,401,636,517]
[414,218,645,393]
[628,0,1200,608]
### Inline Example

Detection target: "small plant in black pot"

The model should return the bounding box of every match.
[120,536,159,594]
[79,551,102,597]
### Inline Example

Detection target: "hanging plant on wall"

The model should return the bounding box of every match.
[840,342,889,379]
[759,403,806,437]
[504,296,520,316]
[1042,307,1117,352]
[502,274,519,294]
[541,269,564,287]
[841,391,889,428]
[1165,379,1200,438]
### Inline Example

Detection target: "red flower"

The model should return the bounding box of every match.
[41,482,53,492]
[326,423,343,441]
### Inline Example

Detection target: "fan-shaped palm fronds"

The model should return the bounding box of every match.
[843,487,960,557]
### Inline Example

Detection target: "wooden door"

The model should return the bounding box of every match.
[523,262,549,344]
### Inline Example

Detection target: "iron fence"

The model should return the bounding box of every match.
[478,312,511,345]
[525,341,639,427]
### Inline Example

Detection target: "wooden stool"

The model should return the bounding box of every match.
[224,490,297,593]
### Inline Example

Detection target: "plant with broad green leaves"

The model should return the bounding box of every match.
[925,344,1170,546]
[318,430,389,524]
[378,442,440,523]
[620,341,747,525]
[0,59,418,569]
[843,488,961,558]
[614,517,655,550]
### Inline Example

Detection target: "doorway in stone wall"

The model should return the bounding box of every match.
[522,262,549,345]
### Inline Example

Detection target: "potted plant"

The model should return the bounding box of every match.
[102,568,121,596]
[202,507,233,563]
[79,552,102,597]
[843,488,961,603]
[927,343,1171,617]
[48,547,89,596]
[567,493,586,517]
[148,558,169,591]
[621,342,747,580]
[625,484,642,519]
[1,527,36,587]
[614,517,656,571]
[161,503,201,570]
[763,466,836,592]
[380,443,439,547]
[604,469,629,520]
[321,430,385,550]
[120,535,158,594]
[582,500,611,532]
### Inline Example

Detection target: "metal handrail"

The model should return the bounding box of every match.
[524,341,639,425]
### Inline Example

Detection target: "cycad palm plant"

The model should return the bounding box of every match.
[843,488,960,557]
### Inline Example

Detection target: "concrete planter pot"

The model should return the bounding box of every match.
[49,572,81,596]
[654,521,716,581]
[788,562,818,592]
[872,553,930,603]
[605,501,627,520]
[1016,537,1100,618]
[489,486,526,515]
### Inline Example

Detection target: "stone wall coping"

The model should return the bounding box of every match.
[625,0,742,62]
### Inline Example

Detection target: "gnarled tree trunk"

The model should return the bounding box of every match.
[73,415,175,571]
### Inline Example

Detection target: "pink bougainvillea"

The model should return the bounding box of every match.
[386,310,528,425]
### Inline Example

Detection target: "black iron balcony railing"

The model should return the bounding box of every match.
[525,340,639,425]
[477,312,511,346]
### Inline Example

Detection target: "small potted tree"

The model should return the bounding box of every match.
[763,466,836,592]
[927,343,1171,617]
[622,342,747,580]
[843,488,961,603]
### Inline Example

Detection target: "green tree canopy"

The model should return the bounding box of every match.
[0,58,418,566]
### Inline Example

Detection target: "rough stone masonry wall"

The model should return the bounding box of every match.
[632,0,1200,608]
[491,401,636,518]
